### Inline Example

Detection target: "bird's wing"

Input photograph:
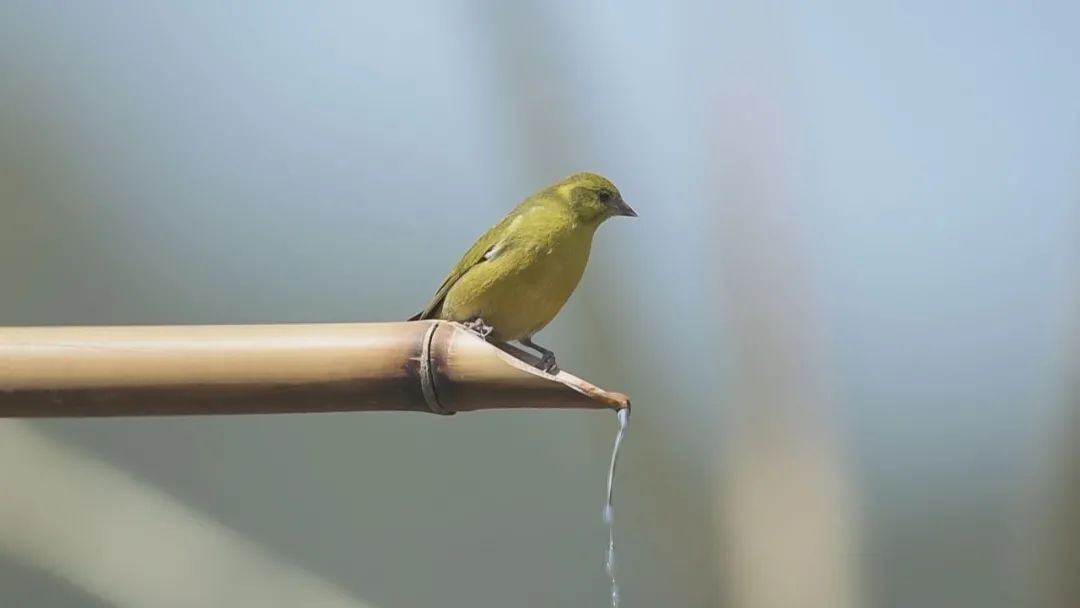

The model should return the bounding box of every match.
[409,213,519,321]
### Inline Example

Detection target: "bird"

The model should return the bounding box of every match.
[408,172,636,373]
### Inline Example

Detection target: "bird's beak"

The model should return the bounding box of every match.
[613,197,638,218]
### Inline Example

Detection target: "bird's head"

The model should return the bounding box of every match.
[555,172,637,224]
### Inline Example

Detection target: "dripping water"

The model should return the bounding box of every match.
[603,407,629,607]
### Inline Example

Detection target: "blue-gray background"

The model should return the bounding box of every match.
[2,2,1079,607]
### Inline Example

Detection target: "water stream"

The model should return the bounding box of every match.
[603,407,629,607]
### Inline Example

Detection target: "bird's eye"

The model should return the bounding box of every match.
[597,189,613,203]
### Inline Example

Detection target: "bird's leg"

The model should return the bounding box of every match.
[519,336,559,374]
[463,317,494,340]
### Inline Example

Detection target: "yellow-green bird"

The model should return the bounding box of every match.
[409,172,636,372]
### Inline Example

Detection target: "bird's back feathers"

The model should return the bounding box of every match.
[409,207,522,321]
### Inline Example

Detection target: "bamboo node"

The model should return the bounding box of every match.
[419,322,453,415]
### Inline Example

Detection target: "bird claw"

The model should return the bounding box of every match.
[463,318,494,340]
[537,353,559,375]
[519,337,559,374]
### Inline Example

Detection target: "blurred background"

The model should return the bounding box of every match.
[2,2,1079,607]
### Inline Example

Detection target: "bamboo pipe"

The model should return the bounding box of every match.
[0,321,629,417]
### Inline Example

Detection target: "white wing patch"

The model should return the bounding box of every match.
[484,213,527,262]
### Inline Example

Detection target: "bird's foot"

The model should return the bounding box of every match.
[463,318,494,340]
[520,337,559,374]
[537,352,559,375]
